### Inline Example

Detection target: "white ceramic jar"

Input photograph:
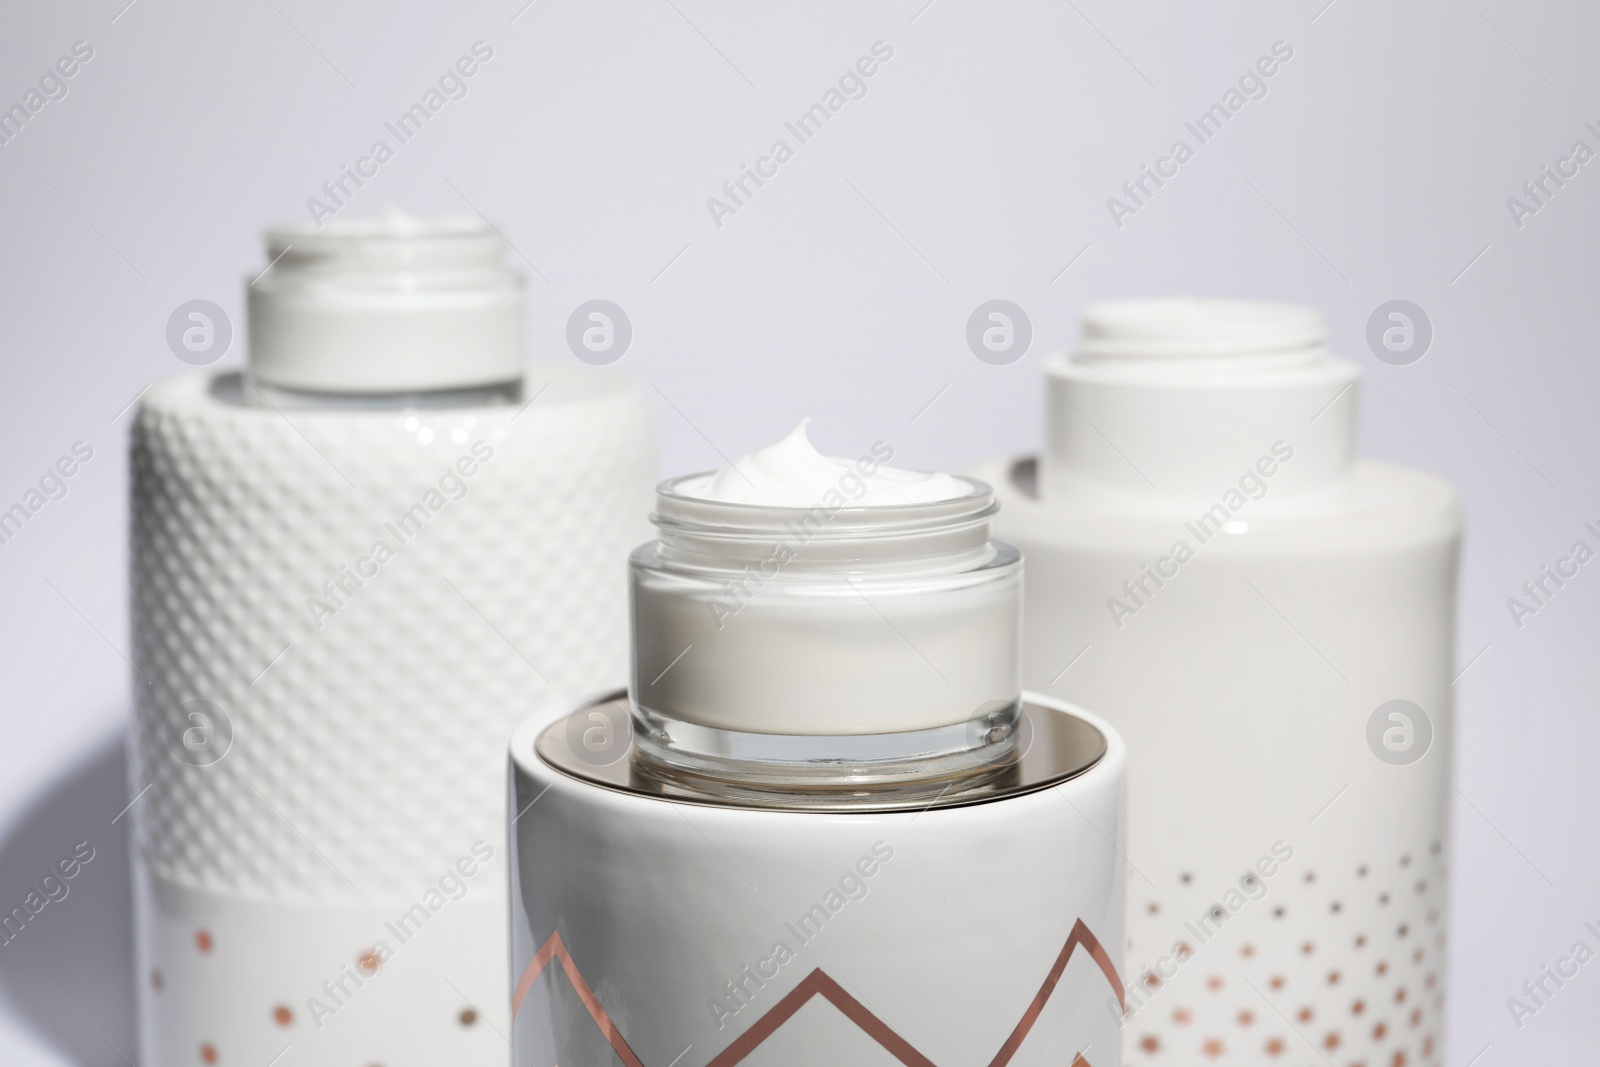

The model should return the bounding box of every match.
[972,298,1460,1066]
[128,214,655,1067]
[511,692,1127,1067]
[510,433,1129,1066]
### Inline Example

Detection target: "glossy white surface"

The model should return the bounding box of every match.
[509,694,1128,1067]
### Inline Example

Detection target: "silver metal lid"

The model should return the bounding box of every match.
[534,690,1107,813]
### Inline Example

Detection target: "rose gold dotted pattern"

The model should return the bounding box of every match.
[1123,845,1447,1065]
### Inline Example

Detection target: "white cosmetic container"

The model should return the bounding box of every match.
[971,299,1460,1066]
[128,214,655,1067]
[510,432,1130,1066]
[630,468,1021,789]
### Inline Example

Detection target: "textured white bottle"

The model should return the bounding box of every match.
[127,218,655,1067]
[971,299,1460,1066]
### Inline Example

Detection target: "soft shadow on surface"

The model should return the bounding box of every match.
[0,732,135,1066]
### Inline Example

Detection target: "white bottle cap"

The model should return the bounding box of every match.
[1042,297,1359,501]
[1078,297,1327,363]
[246,209,524,394]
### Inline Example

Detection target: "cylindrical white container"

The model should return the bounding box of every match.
[128,214,655,1067]
[510,692,1127,1067]
[972,298,1460,1066]
[510,430,1128,1066]
[630,467,1021,786]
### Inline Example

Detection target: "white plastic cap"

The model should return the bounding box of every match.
[1041,297,1358,499]
[1078,297,1327,362]
[246,210,524,394]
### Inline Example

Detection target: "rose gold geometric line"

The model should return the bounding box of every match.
[705,968,935,1067]
[986,918,1122,1067]
[511,919,1121,1067]
[510,931,645,1067]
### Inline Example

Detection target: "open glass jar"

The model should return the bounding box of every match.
[628,474,1022,795]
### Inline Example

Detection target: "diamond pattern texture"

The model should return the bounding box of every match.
[128,368,655,899]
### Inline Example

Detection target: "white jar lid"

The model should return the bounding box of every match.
[246,210,524,393]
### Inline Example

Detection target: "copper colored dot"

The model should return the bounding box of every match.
[1147,902,1160,914]
[458,1008,478,1027]
[1202,1037,1224,1057]
[1425,972,1437,989]
[1395,987,1407,1003]
[1297,1007,1314,1023]
[1174,1007,1193,1025]
[1265,1036,1286,1056]
[151,970,164,991]
[199,1044,217,1064]
[195,930,213,953]
[1377,960,1389,976]
[1241,944,1256,958]
[1327,969,1341,985]
[1323,1031,1341,1050]
[1177,942,1193,959]
[1269,975,1285,991]
[1374,1020,1388,1039]
[1411,1008,1423,1026]
[358,950,381,974]
[1392,1052,1407,1067]
[1424,1035,1435,1055]
[1140,1034,1161,1052]
[1143,971,1161,989]
[1206,975,1224,991]
[1352,998,1366,1015]
[1237,1009,1255,1026]
[1356,935,1367,948]
[273,1005,292,1027]
[1301,941,1315,955]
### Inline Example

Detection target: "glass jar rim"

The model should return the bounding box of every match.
[652,472,997,541]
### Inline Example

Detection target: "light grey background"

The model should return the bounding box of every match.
[1,0,1596,1063]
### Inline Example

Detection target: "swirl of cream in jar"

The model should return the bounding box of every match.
[677,420,963,507]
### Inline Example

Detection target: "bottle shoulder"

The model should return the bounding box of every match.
[139,361,648,421]
[972,455,1461,555]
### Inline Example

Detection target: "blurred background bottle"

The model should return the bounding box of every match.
[128,212,654,1066]
[973,298,1459,1066]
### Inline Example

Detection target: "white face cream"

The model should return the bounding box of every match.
[678,420,964,507]
[628,425,1022,791]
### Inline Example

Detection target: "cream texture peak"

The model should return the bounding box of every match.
[678,420,963,507]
